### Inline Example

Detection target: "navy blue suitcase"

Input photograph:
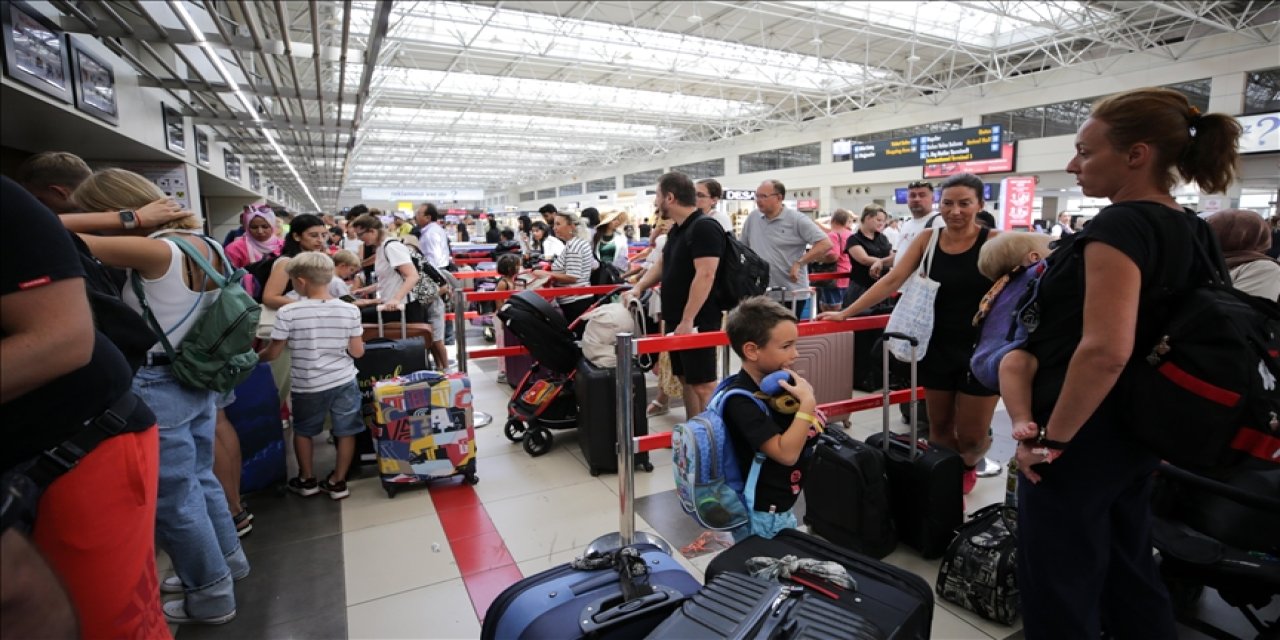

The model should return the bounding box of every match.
[481,544,700,640]
[225,362,285,494]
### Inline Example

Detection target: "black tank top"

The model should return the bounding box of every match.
[928,227,992,343]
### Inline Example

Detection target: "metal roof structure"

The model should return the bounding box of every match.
[50,1,1280,210]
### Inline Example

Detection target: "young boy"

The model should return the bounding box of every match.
[722,296,822,541]
[971,232,1054,447]
[332,249,362,295]
[260,252,365,499]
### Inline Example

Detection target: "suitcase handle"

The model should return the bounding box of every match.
[882,333,921,459]
[376,306,409,340]
[578,585,682,634]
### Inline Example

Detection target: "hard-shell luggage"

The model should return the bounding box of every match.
[792,331,855,424]
[501,323,535,389]
[481,544,700,640]
[706,529,934,640]
[803,427,896,558]
[353,313,429,466]
[575,359,652,476]
[484,330,698,639]
[864,333,962,559]
[645,571,887,640]
[371,370,476,497]
[225,362,285,494]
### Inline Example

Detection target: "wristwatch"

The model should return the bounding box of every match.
[1035,425,1071,450]
[118,209,138,230]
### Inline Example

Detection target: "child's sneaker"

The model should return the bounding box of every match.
[320,475,349,500]
[288,476,320,497]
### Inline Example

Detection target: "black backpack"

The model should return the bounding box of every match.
[699,219,769,311]
[69,233,157,372]
[1123,205,1280,470]
[242,253,278,303]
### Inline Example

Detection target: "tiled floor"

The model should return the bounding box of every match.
[168,330,1276,639]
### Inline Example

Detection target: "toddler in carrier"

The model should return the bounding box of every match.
[970,232,1054,443]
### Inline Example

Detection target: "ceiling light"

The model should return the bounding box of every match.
[810,36,823,45]
[907,54,921,62]
[687,14,703,23]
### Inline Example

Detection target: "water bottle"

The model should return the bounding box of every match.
[1005,456,1019,508]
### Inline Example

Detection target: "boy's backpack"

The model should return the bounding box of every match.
[1123,205,1280,470]
[672,376,769,531]
[383,239,443,304]
[969,261,1047,392]
[131,236,260,393]
[694,218,769,311]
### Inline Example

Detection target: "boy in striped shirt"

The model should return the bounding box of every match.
[261,252,365,499]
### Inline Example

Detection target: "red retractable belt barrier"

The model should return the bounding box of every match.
[466,284,626,303]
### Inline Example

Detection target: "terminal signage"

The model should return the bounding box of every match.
[923,143,1016,178]
[1236,112,1280,154]
[361,187,485,201]
[999,176,1036,231]
[723,189,756,201]
[852,125,1004,172]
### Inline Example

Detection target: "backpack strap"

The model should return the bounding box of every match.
[130,236,227,362]
[707,377,773,515]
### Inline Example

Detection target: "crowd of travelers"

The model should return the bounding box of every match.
[0,86,1272,639]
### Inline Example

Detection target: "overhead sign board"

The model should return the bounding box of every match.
[923,143,1017,178]
[723,189,756,201]
[852,124,1004,172]
[361,187,485,201]
[999,176,1036,231]
[1236,112,1280,154]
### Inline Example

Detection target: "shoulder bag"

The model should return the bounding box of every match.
[884,227,941,362]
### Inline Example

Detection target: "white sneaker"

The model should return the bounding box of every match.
[162,599,236,625]
[161,575,184,594]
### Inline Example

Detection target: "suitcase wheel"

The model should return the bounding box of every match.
[384,483,398,499]
[522,427,553,457]
[483,326,496,343]
[465,473,479,485]
[640,462,654,472]
[504,419,527,442]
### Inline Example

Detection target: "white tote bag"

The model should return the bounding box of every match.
[884,228,941,362]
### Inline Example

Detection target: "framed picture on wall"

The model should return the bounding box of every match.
[1,1,72,103]
[225,151,241,183]
[162,103,185,154]
[67,38,116,124]
[249,167,260,191]
[195,129,209,166]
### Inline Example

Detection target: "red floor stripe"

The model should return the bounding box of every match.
[429,482,522,623]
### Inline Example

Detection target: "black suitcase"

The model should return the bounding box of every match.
[803,427,897,558]
[706,529,934,640]
[352,314,429,467]
[645,571,887,639]
[575,359,652,476]
[864,332,962,559]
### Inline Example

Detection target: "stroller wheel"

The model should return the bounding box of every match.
[1160,572,1204,610]
[523,427,554,457]
[504,419,527,442]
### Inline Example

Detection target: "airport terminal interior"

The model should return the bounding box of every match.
[1,1,1278,639]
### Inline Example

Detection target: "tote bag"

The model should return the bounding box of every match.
[885,228,941,362]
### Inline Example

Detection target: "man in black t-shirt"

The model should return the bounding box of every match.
[0,177,166,638]
[624,172,725,417]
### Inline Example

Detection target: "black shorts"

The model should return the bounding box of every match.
[918,339,997,397]
[669,346,718,385]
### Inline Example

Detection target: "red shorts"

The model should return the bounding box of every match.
[32,427,168,640]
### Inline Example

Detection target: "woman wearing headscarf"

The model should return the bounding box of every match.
[224,205,282,270]
[1208,208,1280,301]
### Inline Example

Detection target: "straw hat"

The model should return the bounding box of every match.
[597,210,626,228]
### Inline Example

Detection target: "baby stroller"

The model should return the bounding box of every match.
[496,286,628,457]
[1150,462,1280,639]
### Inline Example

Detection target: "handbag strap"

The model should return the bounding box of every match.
[918,225,942,279]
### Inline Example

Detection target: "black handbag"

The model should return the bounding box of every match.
[935,503,1020,625]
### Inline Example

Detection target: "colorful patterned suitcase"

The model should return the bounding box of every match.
[372,370,478,497]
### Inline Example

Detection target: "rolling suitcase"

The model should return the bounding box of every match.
[484,340,699,639]
[706,529,934,640]
[864,333,963,559]
[803,427,897,558]
[225,363,286,495]
[575,359,652,476]
[371,370,477,497]
[792,331,855,424]
[502,323,535,390]
[353,312,429,467]
[645,571,887,639]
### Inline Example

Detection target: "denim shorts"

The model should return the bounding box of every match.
[291,380,365,438]
[731,509,798,543]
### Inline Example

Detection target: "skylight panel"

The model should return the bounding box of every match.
[784,1,1098,48]
[350,1,887,93]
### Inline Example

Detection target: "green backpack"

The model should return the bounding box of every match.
[131,235,260,392]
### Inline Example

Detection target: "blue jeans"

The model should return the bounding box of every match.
[133,366,249,618]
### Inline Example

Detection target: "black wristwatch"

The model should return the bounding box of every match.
[119,209,138,230]
[1036,425,1070,450]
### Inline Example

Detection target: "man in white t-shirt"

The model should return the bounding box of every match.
[416,203,451,270]
[1050,212,1075,239]
[872,180,942,278]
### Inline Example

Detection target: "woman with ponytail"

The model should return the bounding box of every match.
[1011,87,1240,639]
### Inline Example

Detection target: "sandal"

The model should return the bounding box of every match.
[233,510,253,537]
[647,400,670,417]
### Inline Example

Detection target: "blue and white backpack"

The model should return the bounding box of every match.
[671,376,768,531]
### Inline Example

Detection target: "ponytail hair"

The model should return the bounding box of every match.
[1090,88,1240,194]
